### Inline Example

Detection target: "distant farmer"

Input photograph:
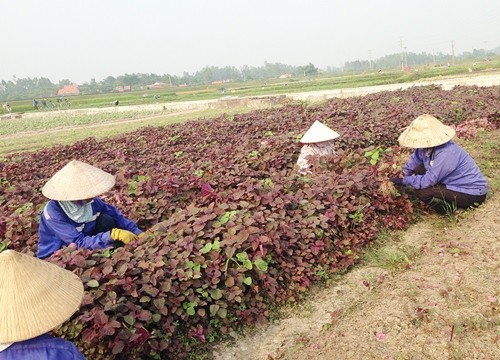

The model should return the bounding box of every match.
[37,160,143,259]
[390,114,488,213]
[296,120,340,175]
[33,99,39,110]
[0,250,85,359]
[2,103,12,113]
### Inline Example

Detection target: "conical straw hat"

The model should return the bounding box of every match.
[0,250,84,343]
[398,114,455,148]
[300,120,340,144]
[42,159,116,201]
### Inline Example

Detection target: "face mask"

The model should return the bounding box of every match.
[58,200,94,223]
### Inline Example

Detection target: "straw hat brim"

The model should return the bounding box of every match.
[300,120,340,144]
[398,114,455,148]
[42,159,116,201]
[0,250,84,343]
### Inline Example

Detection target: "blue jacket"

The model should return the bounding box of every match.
[37,197,141,259]
[402,141,487,195]
[0,334,85,360]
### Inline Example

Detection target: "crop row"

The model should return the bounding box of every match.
[0,84,498,359]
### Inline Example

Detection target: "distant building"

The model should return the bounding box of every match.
[57,84,80,96]
[115,85,132,92]
[178,83,188,87]
[279,74,292,79]
[148,82,165,89]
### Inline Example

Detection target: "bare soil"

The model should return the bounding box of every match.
[212,191,499,360]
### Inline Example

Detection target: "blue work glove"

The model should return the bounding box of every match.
[389,177,403,186]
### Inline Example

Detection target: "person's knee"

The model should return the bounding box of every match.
[415,189,434,203]
[95,214,117,233]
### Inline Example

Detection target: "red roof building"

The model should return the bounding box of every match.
[57,84,80,96]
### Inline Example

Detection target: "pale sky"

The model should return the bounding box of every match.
[1,0,498,84]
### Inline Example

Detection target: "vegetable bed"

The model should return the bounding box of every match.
[1,84,499,359]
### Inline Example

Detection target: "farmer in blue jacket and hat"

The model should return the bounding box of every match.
[0,250,85,359]
[37,159,143,259]
[390,114,488,213]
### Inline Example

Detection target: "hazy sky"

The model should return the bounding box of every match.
[1,0,498,84]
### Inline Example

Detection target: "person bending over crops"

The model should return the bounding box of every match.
[296,120,340,175]
[390,114,487,214]
[37,160,143,259]
[0,250,85,359]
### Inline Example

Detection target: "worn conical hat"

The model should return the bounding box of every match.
[300,121,340,143]
[398,114,455,148]
[42,159,116,201]
[0,250,84,343]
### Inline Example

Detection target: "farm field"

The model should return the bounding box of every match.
[2,58,500,114]
[1,72,500,156]
[0,76,499,359]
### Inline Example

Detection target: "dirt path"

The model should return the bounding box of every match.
[213,191,500,360]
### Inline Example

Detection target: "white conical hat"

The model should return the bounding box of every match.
[0,250,84,343]
[300,121,340,144]
[42,159,116,201]
[398,114,455,148]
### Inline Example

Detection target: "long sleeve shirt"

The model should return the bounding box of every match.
[402,141,487,196]
[296,142,336,174]
[0,334,85,360]
[37,197,141,259]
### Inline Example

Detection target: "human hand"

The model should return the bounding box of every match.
[110,228,137,244]
[389,177,403,186]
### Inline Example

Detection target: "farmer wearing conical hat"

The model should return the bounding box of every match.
[296,120,340,175]
[0,250,85,359]
[37,160,143,259]
[390,114,487,213]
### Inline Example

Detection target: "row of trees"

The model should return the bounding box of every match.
[1,47,498,101]
[0,62,318,101]
[341,48,498,73]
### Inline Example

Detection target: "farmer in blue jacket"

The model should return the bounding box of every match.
[390,114,487,213]
[37,159,143,259]
[0,250,85,359]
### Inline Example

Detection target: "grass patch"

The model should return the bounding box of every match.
[361,230,420,272]
[459,129,500,194]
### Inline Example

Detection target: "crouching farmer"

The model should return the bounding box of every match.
[37,160,143,259]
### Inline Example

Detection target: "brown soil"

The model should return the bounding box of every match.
[213,130,500,360]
